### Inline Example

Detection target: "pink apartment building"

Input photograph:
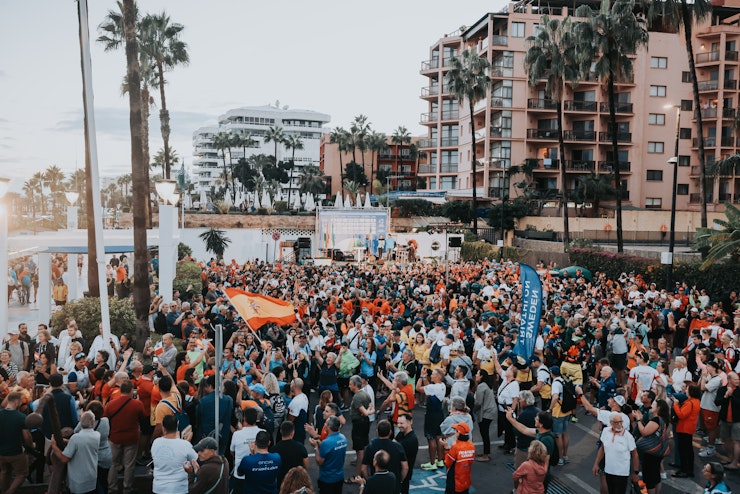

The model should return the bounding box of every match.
[418,0,740,215]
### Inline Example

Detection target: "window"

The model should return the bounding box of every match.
[440,177,457,190]
[682,72,692,83]
[646,170,664,181]
[677,184,689,195]
[678,155,691,167]
[512,22,525,37]
[645,198,662,209]
[648,113,666,125]
[647,142,664,153]
[650,85,667,97]
[681,100,693,111]
[679,128,692,139]
[650,57,668,69]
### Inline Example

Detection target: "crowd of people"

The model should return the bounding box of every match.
[0,255,738,494]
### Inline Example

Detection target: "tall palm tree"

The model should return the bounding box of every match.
[264,125,285,163]
[576,0,648,252]
[212,132,237,203]
[236,130,258,163]
[446,49,491,234]
[524,15,580,248]
[151,147,179,177]
[22,180,37,220]
[283,134,304,207]
[648,0,712,228]
[44,165,66,220]
[579,171,616,217]
[139,12,189,179]
[366,131,388,194]
[329,127,350,196]
[350,114,370,174]
[391,126,412,196]
[694,202,740,268]
[299,165,327,196]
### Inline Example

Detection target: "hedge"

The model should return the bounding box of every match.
[461,241,521,262]
[51,297,136,350]
[174,261,203,296]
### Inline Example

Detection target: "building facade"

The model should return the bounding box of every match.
[418,0,740,214]
[192,103,330,198]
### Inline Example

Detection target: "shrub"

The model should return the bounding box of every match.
[256,208,268,215]
[461,241,497,262]
[394,199,441,218]
[178,242,193,260]
[51,297,136,350]
[274,201,288,213]
[174,261,203,295]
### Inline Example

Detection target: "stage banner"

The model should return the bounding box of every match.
[513,263,543,359]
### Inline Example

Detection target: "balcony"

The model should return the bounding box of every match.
[418,165,436,174]
[440,164,459,173]
[527,128,559,140]
[441,137,458,146]
[441,110,459,120]
[598,102,634,113]
[420,112,438,124]
[421,86,439,98]
[723,108,736,119]
[598,132,632,143]
[418,138,437,148]
[725,79,738,90]
[488,188,506,199]
[690,193,714,203]
[728,51,739,61]
[698,80,720,91]
[421,59,440,71]
[528,98,558,110]
[491,67,513,77]
[564,100,597,112]
[693,136,717,147]
[701,108,718,118]
[696,51,721,63]
[563,130,596,141]
[719,192,733,202]
[722,136,737,147]
[491,98,512,108]
[564,160,595,171]
[598,161,631,172]
[528,158,560,169]
[492,35,508,46]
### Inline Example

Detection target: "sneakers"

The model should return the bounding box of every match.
[421,462,437,471]
[563,455,570,464]
[557,459,565,466]
[571,416,579,423]
[716,439,724,445]
[699,447,716,458]
[660,472,667,480]
[435,459,445,468]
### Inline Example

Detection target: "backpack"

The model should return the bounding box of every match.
[429,342,443,364]
[557,377,578,413]
[257,399,275,436]
[162,396,190,432]
[540,431,559,466]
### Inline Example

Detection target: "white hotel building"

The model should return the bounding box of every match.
[192,103,331,197]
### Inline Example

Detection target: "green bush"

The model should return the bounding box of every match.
[256,208,268,215]
[394,199,441,218]
[178,242,193,260]
[461,241,497,261]
[51,297,136,350]
[463,232,478,243]
[274,201,288,213]
[174,261,202,295]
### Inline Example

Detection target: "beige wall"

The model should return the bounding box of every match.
[516,210,725,233]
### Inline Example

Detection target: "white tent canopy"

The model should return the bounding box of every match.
[261,189,272,209]
[345,194,353,208]
[364,192,372,208]
[305,193,316,212]
[334,192,343,208]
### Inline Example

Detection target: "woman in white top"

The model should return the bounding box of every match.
[496,364,521,453]
[669,356,693,394]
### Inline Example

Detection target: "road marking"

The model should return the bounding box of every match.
[662,473,704,494]
[308,441,489,457]
[564,473,600,494]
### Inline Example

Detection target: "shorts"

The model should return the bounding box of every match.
[719,420,740,440]
[424,411,444,439]
[610,353,627,371]
[702,409,720,431]
[552,416,570,435]
[352,419,370,451]
[337,376,350,391]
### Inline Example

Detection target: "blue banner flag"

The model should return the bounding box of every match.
[513,263,543,360]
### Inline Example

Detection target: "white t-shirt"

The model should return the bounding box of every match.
[596,410,630,429]
[497,377,520,411]
[151,437,197,494]
[472,338,485,354]
[362,383,376,422]
[423,382,446,403]
[600,427,636,477]
[288,392,309,419]
[671,367,692,392]
[629,365,660,391]
[230,425,264,479]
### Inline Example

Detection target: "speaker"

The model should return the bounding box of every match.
[448,237,462,248]
[298,237,311,248]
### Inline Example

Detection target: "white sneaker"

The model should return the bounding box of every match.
[660,472,667,479]
[699,448,716,458]
[716,439,724,445]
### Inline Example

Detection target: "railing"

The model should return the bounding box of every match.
[564,100,597,111]
[726,79,738,90]
[721,136,736,147]
[598,132,632,143]
[563,130,596,141]
[441,110,459,120]
[441,137,458,146]
[527,129,559,139]
[440,165,458,173]
[723,108,736,119]
[698,80,720,91]
[693,136,716,147]
[417,165,436,174]
[528,158,560,169]
[701,108,718,118]
[417,138,436,148]
[420,112,438,123]
[696,51,721,63]
[598,102,634,113]
[421,86,439,97]
[491,67,513,77]
[727,50,739,61]
[492,98,512,108]
[421,59,440,71]
[564,160,595,171]
[488,188,506,199]
[492,35,508,46]
[598,161,631,172]
[690,193,714,203]
[719,192,733,202]
[527,98,558,110]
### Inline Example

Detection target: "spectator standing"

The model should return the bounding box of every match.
[348,374,374,483]
[473,369,496,462]
[358,450,396,494]
[158,333,178,375]
[417,368,446,471]
[512,391,540,469]
[592,411,639,494]
[715,372,740,469]
[361,420,408,494]
[51,411,100,494]
[230,407,264,494]
[237,430,281,494]
[4,327,29,372]
[548,366,571,465]
[311,416,347,494]
[394,413,419,494]
[73,401,111,494]
[512,440,549,494]
[184,437,230,494]
[672,383,703,478]
[287,378,309,444]
[699,360,723,458]
[195,376,234,454]
[442,422,475,494]
[270,421,309,486]
[0,392,32,494]
[151,415,197,494]
[105,380,145,494]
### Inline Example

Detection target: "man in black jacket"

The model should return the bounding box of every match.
[362,419,407,494]
[716,371,740,469]
[395,414,418,494]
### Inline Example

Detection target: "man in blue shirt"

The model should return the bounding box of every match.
[311,415,347,494]
[237,431,281,494]
[195,376,234,455]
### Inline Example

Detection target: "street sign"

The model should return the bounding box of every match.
[272,231,281,241]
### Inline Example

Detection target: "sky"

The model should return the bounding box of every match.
[0,0,501,190]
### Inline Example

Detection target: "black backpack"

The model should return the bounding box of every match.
[557,377,578,413]
[429,342,443,364]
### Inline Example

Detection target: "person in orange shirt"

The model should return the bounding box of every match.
[443,422,476,494]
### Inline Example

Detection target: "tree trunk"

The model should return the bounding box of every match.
[123,0,150,352]
[370,151,376,195]
[470,100,478,234]
[608,71,624,252]
[156,60,172,180]
[557,101,570,248]
[141,85,152,229]
[339,151,345,196]
[683,1,708,228]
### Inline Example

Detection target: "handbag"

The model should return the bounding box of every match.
[636,417,670,457]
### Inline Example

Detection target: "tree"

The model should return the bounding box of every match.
[648,0,712,228]
[284,134,304,207]
[299,165,327,196]
[440,200,474,224]
[151,147,179,177]
[366,131,387,194]
[343,162,368,187]
[264,125,285,163]
[329,127,350,196]
[44,165,66,221]
[199,228,231,260]
[524,15,580,248]
[139,12,189,179]
[212,132,236,203]
[391,126,412,193]
[350,115,370,177]
[487,197,530,230]
[22,179,38,221]
[122,0,149,352]
[694,202,740,268]
[446,49,491,234]
[578,171,616,217]
[575,0,648,252]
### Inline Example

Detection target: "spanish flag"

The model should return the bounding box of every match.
[225,288,297,330]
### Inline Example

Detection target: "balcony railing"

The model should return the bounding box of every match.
[723,108,736,119]
[690,193,714,203]
[420,112,438,123]
[441,137,458,146]
[421,86,438,97]
[701,108,718,118]
[417,165,436,174]
[492,35,508,46]
[722,136,736,147]
[563,130,596,141]
[564,160,595,171]
[719,192,733,202]
[441,110,459,120]
[693,136,717,147]
[726,79,738,90]
[598,132,632,143]
[491,67,513,77]
[696,51,721,63]
[492,98,512,108]
[598,161,631,172]
[528,158,560,169]
[440,165,459,173]
[418,138,436,148]
[599,102,634,113]
[564,100,597,112]
[727,50,739,61]
[421,59,440,71]
[488,188,506,199]
[528,98,558,110]
[698,80,720,91]
[527,129,559,139]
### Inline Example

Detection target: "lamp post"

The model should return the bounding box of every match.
[156,179,179,304]
[0,178,10,340]
[665,104,681,288]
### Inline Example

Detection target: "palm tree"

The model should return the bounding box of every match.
[576,0,648,252]
[391,126,412,196]
[199,228,231,260]
[151,147,179,177]
[264,125,285,163]
[524,15,581,248]
[44,165,66,220]
[139,12,189,179]
[22,180,37,220]
[366,131,388,194]
[350,115,370,175]
[648,0,712,228]
[212,132,237,203]
[299,165,326,196]
[236,130,258,163]
[329,127,350,196]
[579,171,616,217]
[446,49,491,234]
[283,134,304,207]
[694,202,740,268]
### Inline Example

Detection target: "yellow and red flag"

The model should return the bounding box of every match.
[225,288,297,330]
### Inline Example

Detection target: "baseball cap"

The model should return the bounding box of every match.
[193,437,218,452]
[549,366,561,376]
[250,383,266,395]
[612,395,626,407]
[445,333,454,341]
[142,364,155,374]
[7,327,19,335]
[451,422,471,434]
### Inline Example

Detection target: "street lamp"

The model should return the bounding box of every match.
[0,177,11,340]
[156,179,180,304]
[665,104,681,288]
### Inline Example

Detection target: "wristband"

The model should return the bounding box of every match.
[633,470,639,475]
